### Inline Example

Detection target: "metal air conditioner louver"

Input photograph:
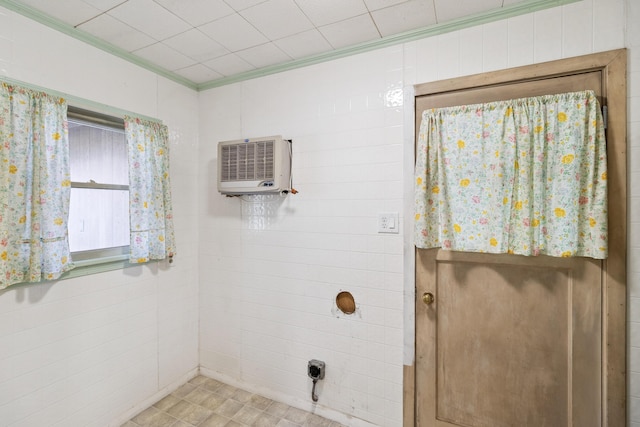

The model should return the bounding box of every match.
[217,135,291,195]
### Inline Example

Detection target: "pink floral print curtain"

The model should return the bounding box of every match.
[0,83,74,289]
[414,90,608,259]
[124,116,176,263]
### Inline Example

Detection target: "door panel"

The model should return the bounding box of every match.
[416,251,601,427]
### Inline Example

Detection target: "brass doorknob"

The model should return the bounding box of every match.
[422,292,434,305]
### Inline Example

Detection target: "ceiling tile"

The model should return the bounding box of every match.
[274,29,332,59]
[295,0,368,26]
[363,0,409,12]
[223,0,268,12]
[198,13,268,51]
[372,0,437,37]
[434,0,502,22]
[240,0,313,40]
[154,0,234,27]
[78,13,155,52]
[18,0,101,26]
[175,64,224,84]
[235,42,292,68]
[203,54,256,76]
[82,0,127,11]
[319,14,380,49]
[163,29,228,62]
[107,0,191,40]
[134,42,196,71]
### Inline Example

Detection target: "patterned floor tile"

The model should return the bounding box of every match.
[125,376,337,427]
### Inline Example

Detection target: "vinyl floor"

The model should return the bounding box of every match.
[122,375,345,427]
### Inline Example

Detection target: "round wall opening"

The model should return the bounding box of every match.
[336,291,356,314]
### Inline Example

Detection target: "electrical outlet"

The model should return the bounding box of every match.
[378,212,399,234]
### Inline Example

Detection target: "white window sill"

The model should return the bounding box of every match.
[61,253,135,280]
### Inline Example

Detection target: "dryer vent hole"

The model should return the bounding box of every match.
[336,291,356,314]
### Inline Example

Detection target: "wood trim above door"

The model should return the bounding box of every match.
[405,48,627,427]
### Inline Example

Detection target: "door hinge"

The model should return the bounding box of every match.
[602,105,608,130]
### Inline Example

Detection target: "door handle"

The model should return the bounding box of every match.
[422,292,434,305]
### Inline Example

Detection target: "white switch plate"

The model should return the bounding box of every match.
[378,212,399,234]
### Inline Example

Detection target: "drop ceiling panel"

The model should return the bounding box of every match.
[274,29,333,59]
[163,29,228,62]
[223,0,269,12]
[107,0,190,40]
[175,64,223,84]
[154,0,234,27]
[203,54,256,77]
[236,42,292,68]
[319,14,381,49]
[295,0,368,27]
[134,42,196,71]
[198,13,268,52]
[364,0,410,12]
[372,0,437,37]
[434,0,503,21]
[78,13,155,52]
[240,0,314,40]
[82,0,127,11]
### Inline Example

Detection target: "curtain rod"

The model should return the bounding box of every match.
[0,76,163,124]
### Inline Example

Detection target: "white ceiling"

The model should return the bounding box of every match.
[7,0,552,89]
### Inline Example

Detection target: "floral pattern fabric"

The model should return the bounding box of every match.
[0,83,74,289]
[414,90,607,259]
[125,116,176,263]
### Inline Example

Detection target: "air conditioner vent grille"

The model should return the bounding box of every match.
[220,140,275,182]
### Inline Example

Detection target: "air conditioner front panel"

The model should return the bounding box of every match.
[220,140,275,182]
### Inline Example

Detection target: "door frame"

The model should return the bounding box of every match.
[404,48,627,426]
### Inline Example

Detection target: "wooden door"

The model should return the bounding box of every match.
[411,50,627,427]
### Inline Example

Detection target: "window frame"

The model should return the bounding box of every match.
[64,106,137,277]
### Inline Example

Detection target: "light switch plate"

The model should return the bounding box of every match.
[378,212,399,234]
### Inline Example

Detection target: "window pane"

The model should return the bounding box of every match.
[68,188,130,252]
[69,120,128,185]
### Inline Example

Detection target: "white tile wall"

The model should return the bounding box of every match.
[199,0,637,426]
[198,47,405,426]
[562,0,595,58]
[532,7,561,64]
[0,0,638,426]
[0,7,199,427]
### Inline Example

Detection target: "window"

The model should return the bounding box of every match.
[67,107,130,260]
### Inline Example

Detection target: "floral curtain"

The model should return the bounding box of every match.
[0,83,74,289]
[124,116,176,263]
[414,90,607,259]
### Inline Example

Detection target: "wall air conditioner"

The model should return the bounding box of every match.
[217,135,291,195]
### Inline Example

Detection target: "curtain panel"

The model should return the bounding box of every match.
[124,116,176,263]
[0,83,74,289]
[414,90,607,259]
